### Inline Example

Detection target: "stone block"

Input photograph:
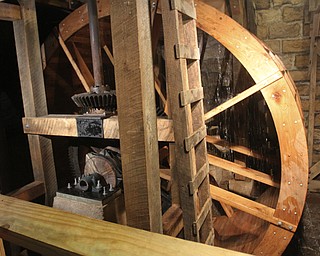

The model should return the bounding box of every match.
[282,38,310,53]
[252,0,270,9]
[295,54,310,68]
[257,25,268,39]
[283,6,304,22]
[303,23,310,37]
[295,82,309,96]
[274,0,306,6]
[265,39,281,52]
[269,22,301,39]
[289,69,309,81]
[256,9,282,25]
[278,54,295,69]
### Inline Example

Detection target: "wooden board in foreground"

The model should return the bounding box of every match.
[0,195,249,256]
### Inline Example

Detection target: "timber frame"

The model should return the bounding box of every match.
[0,0,309,255]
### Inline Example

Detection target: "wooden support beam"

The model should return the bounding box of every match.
[13,0,57,206]
[23,115,174,142]
[0,195,248,256]
[7,181,45,201]
[0,238,5,256]
[102,45,115,66]
[207,135,262,159]
[72,41,95,87]
[210,185,296,232]
[205,71,283,121]
[308,12,320,167]
[0,3,21,21]
[58,34,90,92]
[310,160,320,180]
[111,0,162,233]
[208,154,279,187]
[162,204,183,236]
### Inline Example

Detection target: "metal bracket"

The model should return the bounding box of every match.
[76,115,106,138]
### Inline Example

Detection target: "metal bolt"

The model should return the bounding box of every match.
[103,186,108,196]
[284,237,287,240]
[294,120,298,124]
[288,226,293,231]
[283,89,286,93]
[152,1,156,8]
[272,94,275,98]
[67,183,71,189]
[96,180,102,189]
[277,221,282,226]
[273,231,276,235]
[294,211,297,215]
[283,208,286,211]
[300,183,303,187]
[25,124,30,128]
[288,181,291,185]
[283,123,286,126]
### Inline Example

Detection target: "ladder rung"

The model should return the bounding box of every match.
[174,44,200,60]
[180,87,203,106]
[170,0,196,19]
[184,125,206,152]
[205,229,214,245]
[189,162,209,195]
[192,197,212,236]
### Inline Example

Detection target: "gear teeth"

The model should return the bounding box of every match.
[71,90,117,111]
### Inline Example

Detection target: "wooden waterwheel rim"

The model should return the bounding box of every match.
[54,1,308,255]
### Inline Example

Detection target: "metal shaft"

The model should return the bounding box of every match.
[87,0,103,88]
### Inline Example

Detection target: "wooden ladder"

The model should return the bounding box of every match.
[162,0,214,244]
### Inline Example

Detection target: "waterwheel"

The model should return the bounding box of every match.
[43,1,308,255]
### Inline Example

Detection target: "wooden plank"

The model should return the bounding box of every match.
[102,45,115,66]
[22,115,174,142]
[0,238,5,256]
[170,0,196,19]
[72,41,95,87]
[35,0,70,10]
[111,0,162,233]
[208,154,279,187]
[0,195,249,256]
[207,135,262,159]
[310,160,320,180]
[179,87,204,106]
[0,3,21,21]
[58,34,90,92]
[308,180,320,192]
[184,125,206,152]
[210,185,296,232]
[204,71,283,121]
[308,12,320,167]
[175,44,200,60]
[162,204,183,236]
[13,0,57,206]
[7,181,44,201]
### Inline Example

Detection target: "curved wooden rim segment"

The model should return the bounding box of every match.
[55,1,308,254]
[196,1,308,254]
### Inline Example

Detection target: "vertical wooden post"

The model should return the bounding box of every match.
[0,238,5,256]
[13,0,57,205]
[110,0,162,233]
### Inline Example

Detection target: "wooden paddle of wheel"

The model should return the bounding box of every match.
[45,1,308,255]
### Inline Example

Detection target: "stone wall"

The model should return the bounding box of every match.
[253,0,320,165]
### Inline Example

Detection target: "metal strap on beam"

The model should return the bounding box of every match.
[175,44,200,60]
[184,125,206,152]
[180,87,204,106]
[170,0,196,19]
[189,162,209,195]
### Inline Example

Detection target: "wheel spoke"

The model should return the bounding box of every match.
[204,71,283,121]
